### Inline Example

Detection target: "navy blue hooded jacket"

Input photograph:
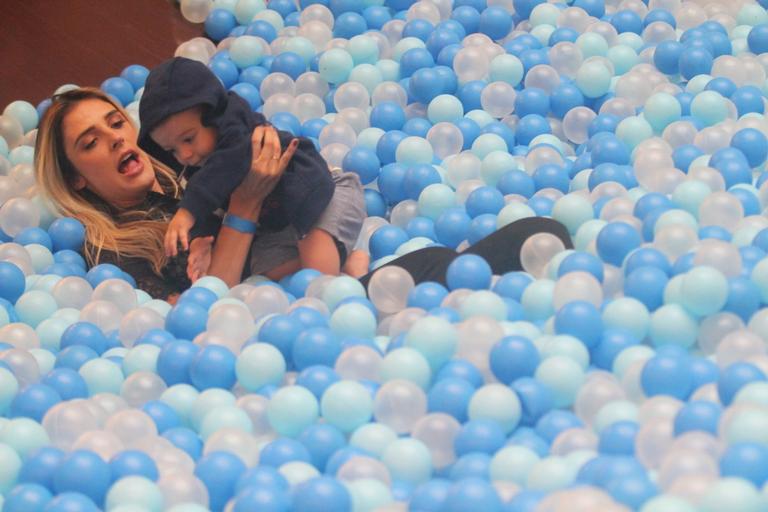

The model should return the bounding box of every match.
[137,57,334,237]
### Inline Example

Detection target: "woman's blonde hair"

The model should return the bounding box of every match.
[34,87,180,275]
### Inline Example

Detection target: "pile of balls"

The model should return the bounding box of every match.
[1,0,768,510]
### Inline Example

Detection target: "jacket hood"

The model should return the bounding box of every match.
[138,57,227,157]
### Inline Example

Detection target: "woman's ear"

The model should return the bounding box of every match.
[71,174,87,190]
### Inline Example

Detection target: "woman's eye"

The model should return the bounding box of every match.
[111,120,125,129]
[84,139,97,150]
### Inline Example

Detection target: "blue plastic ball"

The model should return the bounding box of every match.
[720,442,768,487]
[84,263,123,287]
[428,378,475,423]
[641,353,693,400]
[445,254,492,290]
[109,450,159,482]
[598,421,639,456]
[41,368,88,400]
[673,400,722,436]
[3,483,52,512]
[10,383,61,422]
[435,208,471,249]
[678,46,713,80]
[55,345,98,371]
[454,419,506,456]
[717,362,766,406]
[165,302,208,340]
[624,267,668,311]
[53,450,111,504]
[156,340,199,386]
[43,492,99,512]
[0,261,25,303]
[403,164,441,200]
[194,451,247,512]
[189,345,236,390]
[596,222,642,266]
[292,327,341,371]
[120,64,150,91]
[497,170,535,198]
[100,77,134,106]
[162,427,203,461]
[205,9,238,41]
[554,301,603,349]
[14,227,53,250]
[292,476,351,512]
[407,282,449,310]
[748,23,768,54]
[60,322,108,355]
[489,336,539,384]
[479,6,512,40]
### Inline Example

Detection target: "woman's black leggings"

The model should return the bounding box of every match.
[359,217,574,288]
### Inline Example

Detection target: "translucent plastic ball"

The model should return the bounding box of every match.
[520,232,567,279]
[373,379,427,434]
[0,197,40,237]
[480,82,516,119]
[367,265,415,315]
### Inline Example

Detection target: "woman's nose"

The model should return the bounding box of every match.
[111,135,125,150]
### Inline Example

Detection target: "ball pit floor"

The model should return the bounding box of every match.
[2,1,768,511]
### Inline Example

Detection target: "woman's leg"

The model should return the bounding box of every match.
[461,217,573,275]
[358,217,573,289]
[358,246,458,288]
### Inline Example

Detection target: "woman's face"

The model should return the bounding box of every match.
[61,98,157,208]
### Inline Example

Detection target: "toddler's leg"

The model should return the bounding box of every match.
[342,250,370,278]
[298,228,342,275]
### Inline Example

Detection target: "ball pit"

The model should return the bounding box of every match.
[2,0,768,510]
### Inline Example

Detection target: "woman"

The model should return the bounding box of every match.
[35,87,293,301]
[35,87,573,301]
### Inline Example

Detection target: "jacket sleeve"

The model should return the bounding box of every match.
[277,132,335,236]
[178,137,250,223]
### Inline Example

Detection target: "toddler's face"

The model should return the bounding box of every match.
[150,107,217,167]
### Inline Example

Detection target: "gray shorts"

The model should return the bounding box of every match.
[249,170,366,275]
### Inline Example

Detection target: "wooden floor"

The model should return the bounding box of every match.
[0,0,203,109]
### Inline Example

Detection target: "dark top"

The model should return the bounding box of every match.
[138,57,335,238]
[85,191,192,299]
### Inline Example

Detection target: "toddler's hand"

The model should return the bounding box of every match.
[165,208,195,257]
[187,236,214,282]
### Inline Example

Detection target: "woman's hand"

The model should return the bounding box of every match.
[205,125,299,288]
[229,125,299,221]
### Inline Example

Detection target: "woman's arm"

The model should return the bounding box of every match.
[206,125,299,287]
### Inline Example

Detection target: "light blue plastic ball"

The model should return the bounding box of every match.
[235,342,286,392]
[320,380,373,432]
[396,136,434,165]
[330,302,377,339]
[404,316,458,372]
[14,291,58,328]
[380,348,432,390]
[229,35,264,68]
[690,90,729,127]
[471,133,507,159]
[266,385,319,437]
[104,476,163,512]
[680,265,729,316]
[427,95,464,124]
[468,383,522,433]
[319,48,355,84]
